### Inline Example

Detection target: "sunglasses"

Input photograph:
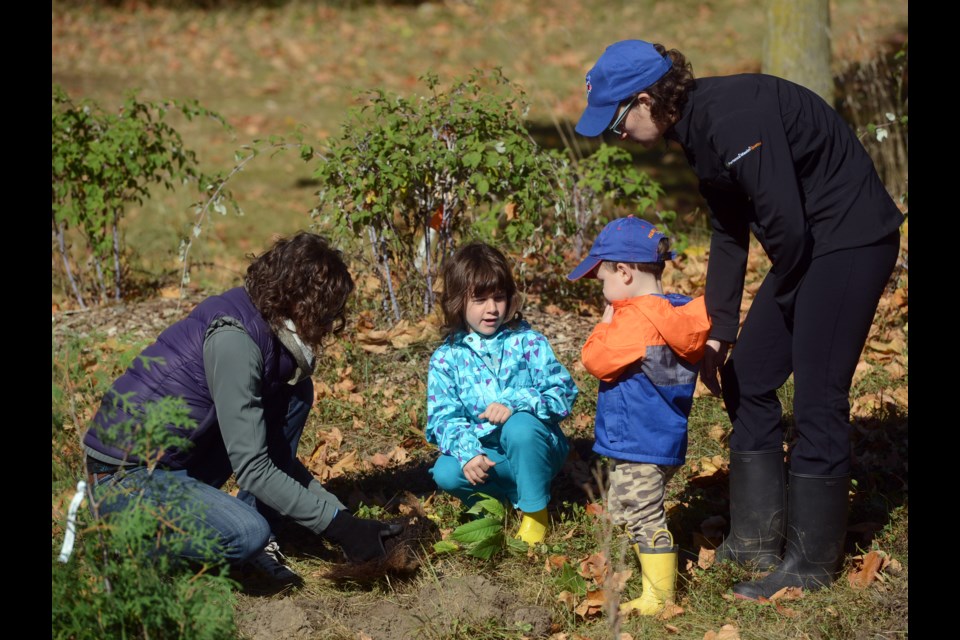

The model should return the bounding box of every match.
[608,95,638,137]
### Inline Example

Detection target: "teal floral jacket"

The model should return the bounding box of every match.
[426,321,579,467]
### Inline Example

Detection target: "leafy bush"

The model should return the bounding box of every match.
[52,85,232,307]
[52,387,238,639]
[313,70,558,323]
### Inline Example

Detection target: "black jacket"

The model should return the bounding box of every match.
[665,74,904,342]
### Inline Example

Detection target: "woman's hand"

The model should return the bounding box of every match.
[479,402,512,426]
[700,339,731,396]
[463,454,496,485]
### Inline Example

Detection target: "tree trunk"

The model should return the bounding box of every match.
[763,0,834,105]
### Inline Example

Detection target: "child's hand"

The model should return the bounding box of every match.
[464,454,496,485]
[601,304,615,324]
[479,402,512,425]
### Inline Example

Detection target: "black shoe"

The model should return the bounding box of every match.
[734,473,849,600]
[322,510,404,564]
[716,449,786,570]
[243,538,304,587]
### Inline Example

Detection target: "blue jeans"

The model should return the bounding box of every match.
[430,412,570,512]
[92,379,313,565]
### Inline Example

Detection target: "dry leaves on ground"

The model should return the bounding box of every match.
[848,549,902,589]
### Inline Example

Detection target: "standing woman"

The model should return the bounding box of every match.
[574,40,903,599]
[83,232,402,584]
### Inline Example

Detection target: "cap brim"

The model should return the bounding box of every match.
[567,256,602,281]
[575,102,618,137]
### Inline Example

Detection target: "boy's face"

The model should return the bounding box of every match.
[597,263,632,303]
[465,290,508,336]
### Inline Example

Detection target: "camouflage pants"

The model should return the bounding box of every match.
[606,460,679,547]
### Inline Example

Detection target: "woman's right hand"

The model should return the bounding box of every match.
[463,454,496,485]
[700,339,731,397]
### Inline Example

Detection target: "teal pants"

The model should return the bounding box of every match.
[430,412,570,512]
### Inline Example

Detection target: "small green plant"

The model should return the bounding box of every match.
[433,493,528,560]
[313,69,557,323]
[53,377,239,639]
[52,85,233,307]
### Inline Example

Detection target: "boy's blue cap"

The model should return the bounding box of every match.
[575,40,672,137]
[567,215,676,281]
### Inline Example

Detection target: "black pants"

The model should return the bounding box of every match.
[722,232,900,475]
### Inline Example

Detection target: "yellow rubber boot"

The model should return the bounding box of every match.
[620,530,678,616]
[515,508,549,545]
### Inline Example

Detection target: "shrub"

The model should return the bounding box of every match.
[52,85,232,307]
[52,386,238,639]
[313,70,558,323]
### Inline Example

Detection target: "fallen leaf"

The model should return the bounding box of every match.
[773,602,798,617]
[330,450,360,478]
[369,452,390,468]
[658,603,684,620]
[556,591,577,610]
[708,424,727,441]
[585,502,605,517]
[868,336,906,355]
[335,378,357,393]
[573,588,607,618]
[769,586,803,601]
[545,555,568,573]
[697,546,716,569]
[609,569,633,593]
[664,624,680,634]
[359,342,389,354]
[716,624,741,640]
[579,552,609,581]
[883,360,907,379]
[387,445,409,465]
[848,550,890,589]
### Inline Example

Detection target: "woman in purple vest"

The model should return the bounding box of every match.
[83,232,401,585]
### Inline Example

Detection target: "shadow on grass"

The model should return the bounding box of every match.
[668,407,909,563]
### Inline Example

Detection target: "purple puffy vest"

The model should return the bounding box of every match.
[83,287,297,469]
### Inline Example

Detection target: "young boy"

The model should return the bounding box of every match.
[568,215,711,615]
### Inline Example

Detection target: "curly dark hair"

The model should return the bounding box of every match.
[644,44,696,128]
[439,242,523,339]
[245,232,355,350]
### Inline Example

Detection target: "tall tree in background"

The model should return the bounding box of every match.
[763,0,834,105]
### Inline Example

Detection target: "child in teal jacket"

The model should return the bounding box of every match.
[426,242,579,544]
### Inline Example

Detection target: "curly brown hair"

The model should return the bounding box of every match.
[439,242,523,339]
[245,232,354,350]
[644,44,696,128]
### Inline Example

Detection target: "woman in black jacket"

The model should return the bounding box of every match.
[574,40,903,600]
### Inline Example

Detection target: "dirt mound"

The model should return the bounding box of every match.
[236,574,553,640]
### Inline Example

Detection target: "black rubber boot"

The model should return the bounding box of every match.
[322,510,404,563]
[733,473,849,600]
[716,449,786,570]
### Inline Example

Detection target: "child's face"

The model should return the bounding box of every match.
[465,290,508,336]
[597,263,632,303]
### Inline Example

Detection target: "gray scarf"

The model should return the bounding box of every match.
[276,319,316,385]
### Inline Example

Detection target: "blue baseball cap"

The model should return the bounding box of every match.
[567,215,676,281]
[575,40,673,137]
